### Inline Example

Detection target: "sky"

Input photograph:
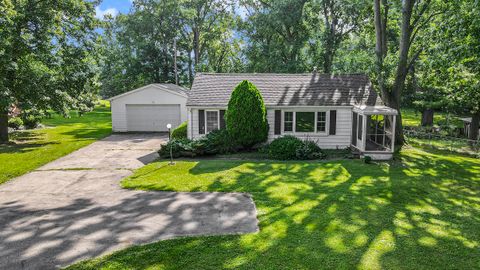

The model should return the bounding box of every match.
[95,0,132,19]
[95,0,248,20]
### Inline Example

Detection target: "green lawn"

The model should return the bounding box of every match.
[68,147,480,270]
[406,137,479,157]
[0,103,111,184]
[402,108,463,128]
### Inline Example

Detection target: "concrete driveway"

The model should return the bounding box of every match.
[0,134,258,270]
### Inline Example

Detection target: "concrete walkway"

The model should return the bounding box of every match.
[0,134,258,270]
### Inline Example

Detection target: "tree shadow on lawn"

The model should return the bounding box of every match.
[0,131,59,154]
[69,148,480,269]
[57,127,112,140]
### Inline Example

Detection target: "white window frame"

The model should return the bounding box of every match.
[205,110,220,134]
[283,111,294,132]
[316,111,327,133]
[282,109,329,135]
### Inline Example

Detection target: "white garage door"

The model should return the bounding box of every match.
[126,104,181,132]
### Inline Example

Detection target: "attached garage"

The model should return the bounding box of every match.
[109,84,188,132]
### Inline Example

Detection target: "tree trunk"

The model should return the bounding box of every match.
[374,0,386,95]
[188,50,193,85]
[421,108,434,126]
[0,111,8,143]
[322,48,333,74]
[322,0,336,74]
[193,28,200,72]
[322,32,335,74]
[468,112,480,142]
[389,0,414,147]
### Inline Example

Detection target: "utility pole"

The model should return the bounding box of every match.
[173,39,178,85]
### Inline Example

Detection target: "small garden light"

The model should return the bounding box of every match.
[166,123,175,165]
[167,123,172,140]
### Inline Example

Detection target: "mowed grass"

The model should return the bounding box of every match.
[0,103,111,184]
[402,108,463,128]
[68,147,480,270]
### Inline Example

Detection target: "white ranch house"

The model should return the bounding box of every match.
[109,73,398,160]
[187,73,397,160]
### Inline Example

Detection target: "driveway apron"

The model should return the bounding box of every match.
[0,134,258,270]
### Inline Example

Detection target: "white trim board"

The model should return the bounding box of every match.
[109,84,188,101]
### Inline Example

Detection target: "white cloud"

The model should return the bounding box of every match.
[95,6,119,20]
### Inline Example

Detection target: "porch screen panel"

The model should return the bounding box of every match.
[365,114,394,151]
[384,115,394,150]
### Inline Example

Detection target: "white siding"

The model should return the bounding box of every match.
[110,85,187,132]
[266,107,352,149]
[188,108,199,139]
[187,108,192,139]
[188,106,353,149]
[188,107,226,139]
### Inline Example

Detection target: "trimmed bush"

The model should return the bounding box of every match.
[8,117,23,130]
[296,140,326,160]
[267,136,326,160]
[225,80,268,148]
[158,138,194,158]
[171,121,187,139]
[267,136,304,160]
[200,129,238,155]
[158,130,238,158]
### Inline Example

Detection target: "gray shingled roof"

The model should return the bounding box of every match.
[153,83,189,96]
[187,73,380,107]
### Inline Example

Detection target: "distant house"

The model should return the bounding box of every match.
[8,105,21,118]
[460,117,480,140]
[186,73,398,160]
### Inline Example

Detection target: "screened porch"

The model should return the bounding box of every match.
[352,105,397,160]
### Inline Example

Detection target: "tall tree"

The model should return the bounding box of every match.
[98,0,239,96]
[99,0,184,98]
[373,0,443,147]
[241,0,309,72]
[181,0,235,76]
[0,0,100,143]
[315,0,369,73]
[422,0,480,141]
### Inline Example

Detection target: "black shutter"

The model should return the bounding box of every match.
[274,110,281,135]
[358,115,363,140]
[199,110,205,134]
[219,110,226,129]
[329,110,337,135]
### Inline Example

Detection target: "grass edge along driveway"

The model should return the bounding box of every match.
[68,146,479,270]
[0,104,111,184]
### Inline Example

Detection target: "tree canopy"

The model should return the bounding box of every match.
[1,0,479,146]
[0,0,100,142]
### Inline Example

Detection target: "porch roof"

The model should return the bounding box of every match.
[353,105,398,115]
